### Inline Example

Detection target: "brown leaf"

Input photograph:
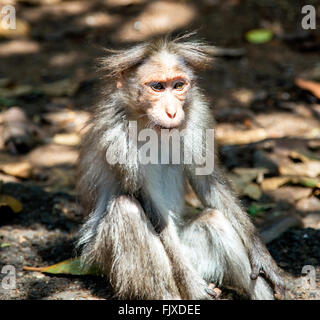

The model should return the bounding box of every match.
[228,171,262,200]
[0,18,30,39]
[242,183,262,200]
[0,161,32,179]
[42,110,90,133]
[261,177,290,191]
[23,257,100,276]
[233,167,268,183]
[279,161,320,178]
[27,144,78,167]
[216,127,267,145]
[302,213,320,229]
[265,187,312,204]
[295,78,320,99]
[0,194,22,213]
[18,0,62,4]
[53,133,80,146]
[0,173,20,183]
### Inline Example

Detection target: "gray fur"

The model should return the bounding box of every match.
[76,35,283,300]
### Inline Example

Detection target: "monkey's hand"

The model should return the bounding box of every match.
[249,242,285,300]
[207,283,222,299]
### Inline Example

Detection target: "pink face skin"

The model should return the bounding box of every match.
[133,52,192,129]
[142,76,190,128]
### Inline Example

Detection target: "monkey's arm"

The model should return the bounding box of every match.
[186,167,284,299]
[140,194,216,300]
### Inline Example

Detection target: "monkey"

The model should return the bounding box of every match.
[76,34,284,300]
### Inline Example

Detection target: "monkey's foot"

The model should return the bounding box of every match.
[250,261,285,300]
[206,283,222,299]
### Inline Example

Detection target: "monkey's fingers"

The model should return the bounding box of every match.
[250,265,285,300]
[250,264,262,280]
[206,283,221,299]
[205,287,217,299]
[260,268,285,300]
[274,284,285,300]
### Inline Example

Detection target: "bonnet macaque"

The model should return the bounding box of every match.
[77,35,284,300]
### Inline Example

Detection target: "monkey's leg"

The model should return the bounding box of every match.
[187,169,284,298]
[179,209,274,300]
[80,195,181,299]
[157,218,215,300]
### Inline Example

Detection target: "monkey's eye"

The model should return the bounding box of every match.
[150,82,165,91]
[173,81,185,90]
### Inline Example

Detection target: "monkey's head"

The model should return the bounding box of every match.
[100,35,215,129]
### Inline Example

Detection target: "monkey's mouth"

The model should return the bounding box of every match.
[154,123,174,130]
[153,123,182,130]
[151,119,184,130]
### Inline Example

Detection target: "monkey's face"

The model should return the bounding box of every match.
[134,52,192,129]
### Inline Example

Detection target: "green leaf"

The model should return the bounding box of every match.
[23,257,101,276]
[246,29,273,44]
[248,203,275,216]
[1,242,11,248]
[294,177,320,188]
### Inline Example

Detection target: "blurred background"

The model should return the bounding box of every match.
[0,0,319,300]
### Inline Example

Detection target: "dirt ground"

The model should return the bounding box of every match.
[0,0,319,300]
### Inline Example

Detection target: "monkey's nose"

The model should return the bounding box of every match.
[166,109,177,119]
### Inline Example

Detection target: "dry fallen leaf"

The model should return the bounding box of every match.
[0,161,32,178]
[216,127,267,145]
[42,110,90,133]
[24,257,100,276]
[243,183,262,200]
[289,150,311,163]
[295,78,320,99]
[27,144,78,167]
[17,0,62,4]
[0,18,30,39]
[0,172,20,183]
[279,161,320,178]
[228,170,263,200]
[260,177,290,191]
[233,167,268,183]
[279,150,320,178]
[265,186,312,204]
[291,176,320,188]
[261,176,320,191]
[0,194,22,213]
[53,133,80,146]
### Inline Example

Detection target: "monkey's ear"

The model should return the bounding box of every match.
[99,43,148,78]
[173,41,216,70]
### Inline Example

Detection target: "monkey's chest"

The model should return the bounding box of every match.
[141,164,185,217]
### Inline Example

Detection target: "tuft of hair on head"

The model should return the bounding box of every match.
[169,32,216,70]
[98,42,149,79]
[98,32,215,80]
